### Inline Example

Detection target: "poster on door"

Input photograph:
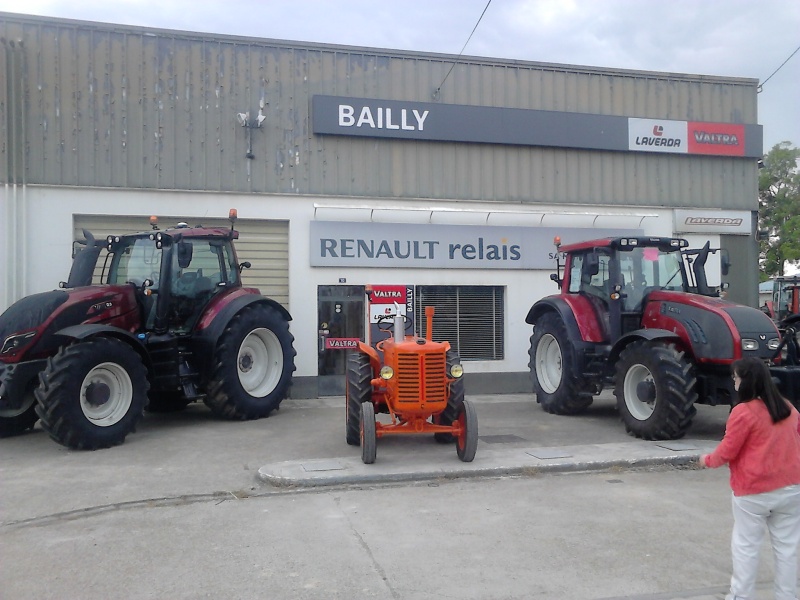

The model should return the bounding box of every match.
[366,284,414,346]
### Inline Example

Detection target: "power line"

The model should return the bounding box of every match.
[758,43,800,93]
[433,0,492,100]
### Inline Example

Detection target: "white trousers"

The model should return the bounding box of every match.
[727,484,800,600]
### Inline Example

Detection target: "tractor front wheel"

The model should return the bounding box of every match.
[456,399,478,462]
[35,337,149,449]
[360,401,377,464]
[434,349,464,443]
[0,383,39,437]
[205,303,296,420]
[614,341,697,440]
[346,352,372,445]
[529,312,593,415]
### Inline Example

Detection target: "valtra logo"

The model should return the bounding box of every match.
[687,122,745,156]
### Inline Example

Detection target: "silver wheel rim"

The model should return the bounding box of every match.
[623,364,655,421]
[535,334,562,394]
[0,390,36,418]
[237,328,283,397]
[80,362,133,426]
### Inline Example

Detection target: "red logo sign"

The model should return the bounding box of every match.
[325,337,360,350]
[687,122,745,156]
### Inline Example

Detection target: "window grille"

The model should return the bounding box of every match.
[415,286,504,360]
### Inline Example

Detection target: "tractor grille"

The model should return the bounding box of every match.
[396,352,447,403]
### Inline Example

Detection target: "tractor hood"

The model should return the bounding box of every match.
[0,286,141,362]
[644,290,780,361]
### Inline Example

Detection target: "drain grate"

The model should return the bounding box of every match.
[479,434,527,444]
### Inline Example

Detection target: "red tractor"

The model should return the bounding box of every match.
[0,210,296,449]
[345,305,477,464]
[526,236,797,440]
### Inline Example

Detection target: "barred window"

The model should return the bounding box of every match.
[415,286,504,360]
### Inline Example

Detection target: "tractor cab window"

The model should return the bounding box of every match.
[570,251,612,302]
[107,238,163,289]
[619,246,686,311]
[168,239,236,331]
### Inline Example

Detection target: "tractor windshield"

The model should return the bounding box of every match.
[107,237,163,289]
[619,246,686,310]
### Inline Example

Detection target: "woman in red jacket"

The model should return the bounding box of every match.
[700,356,800,600]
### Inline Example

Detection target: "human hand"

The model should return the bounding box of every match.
[697,455,707,468]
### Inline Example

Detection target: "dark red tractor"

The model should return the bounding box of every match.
[526,236,798,440]
[0,210,295,449]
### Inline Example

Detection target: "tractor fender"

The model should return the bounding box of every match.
[51,324,153,369]
[525,297,586,344]
[192,294,292,376]
[608,328,681,365]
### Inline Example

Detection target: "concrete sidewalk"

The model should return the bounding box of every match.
[258,392,721,487]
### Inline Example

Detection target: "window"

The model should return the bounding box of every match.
[415,286,504,360]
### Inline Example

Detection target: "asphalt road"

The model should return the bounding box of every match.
[0,393,790,599]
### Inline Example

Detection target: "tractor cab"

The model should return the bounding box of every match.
[103,223,241,333]
[558,237,694,342]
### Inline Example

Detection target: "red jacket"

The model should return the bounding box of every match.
[703,400,800,496]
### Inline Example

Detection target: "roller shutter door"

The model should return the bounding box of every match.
[73,215,290,309]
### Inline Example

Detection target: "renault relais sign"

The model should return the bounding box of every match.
[309,221,641,269]
[311,95,763,158]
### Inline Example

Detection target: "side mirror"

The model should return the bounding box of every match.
[720,250,731,277]
[177,241,193,269]
[584,252,600,277]
[238,261,251,273]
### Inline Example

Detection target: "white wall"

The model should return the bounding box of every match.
[9,185,683,379]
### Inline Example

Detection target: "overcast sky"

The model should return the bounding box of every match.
[1,0,798,152]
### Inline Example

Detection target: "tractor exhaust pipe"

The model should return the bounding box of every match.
[425,306,435,341]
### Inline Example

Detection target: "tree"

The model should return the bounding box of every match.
[758,142,800,278]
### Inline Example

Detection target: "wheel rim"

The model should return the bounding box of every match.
[80,362,133,426]
[623,364,656,421]
[237,328,284,397]
[0,389,36,418]
[535,334,562,394]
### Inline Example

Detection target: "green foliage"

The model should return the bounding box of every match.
[759,142,800,277]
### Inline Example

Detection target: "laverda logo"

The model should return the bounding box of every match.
[635,124,681,148]
[685,217,743,226]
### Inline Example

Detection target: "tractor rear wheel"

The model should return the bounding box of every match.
[35,337,148,449]
[0,383,39,437]
[360,401,377,464]
[433,349,464,443]
[456,398,478,462]
[614,341,697,440]
[529,312,593,415]
[205,303,296,420]
[346,352,372,445]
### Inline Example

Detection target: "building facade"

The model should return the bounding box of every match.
[1,12,763,397]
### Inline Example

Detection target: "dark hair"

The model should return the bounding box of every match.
[732,357,791,422]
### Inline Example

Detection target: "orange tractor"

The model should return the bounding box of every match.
[345,304,477,464]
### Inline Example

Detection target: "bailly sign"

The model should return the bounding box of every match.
[309,221,641,270]
[311,95,763,158]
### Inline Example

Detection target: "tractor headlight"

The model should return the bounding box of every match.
[379,366,394,380]
[768,338,780,351]
[449,364,464,378]
[741,339,759,351]
[1,331,37,355]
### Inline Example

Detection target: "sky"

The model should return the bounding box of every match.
[0,0,798,152]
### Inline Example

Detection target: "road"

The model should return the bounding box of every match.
[0,393,789,599]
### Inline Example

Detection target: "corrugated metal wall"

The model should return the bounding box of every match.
[1,12,760,209]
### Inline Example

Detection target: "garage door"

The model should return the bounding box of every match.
[73,215,290,309]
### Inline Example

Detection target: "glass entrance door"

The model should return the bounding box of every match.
[317,285,365,396]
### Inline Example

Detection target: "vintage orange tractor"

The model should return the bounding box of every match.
[345,304,477,464]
